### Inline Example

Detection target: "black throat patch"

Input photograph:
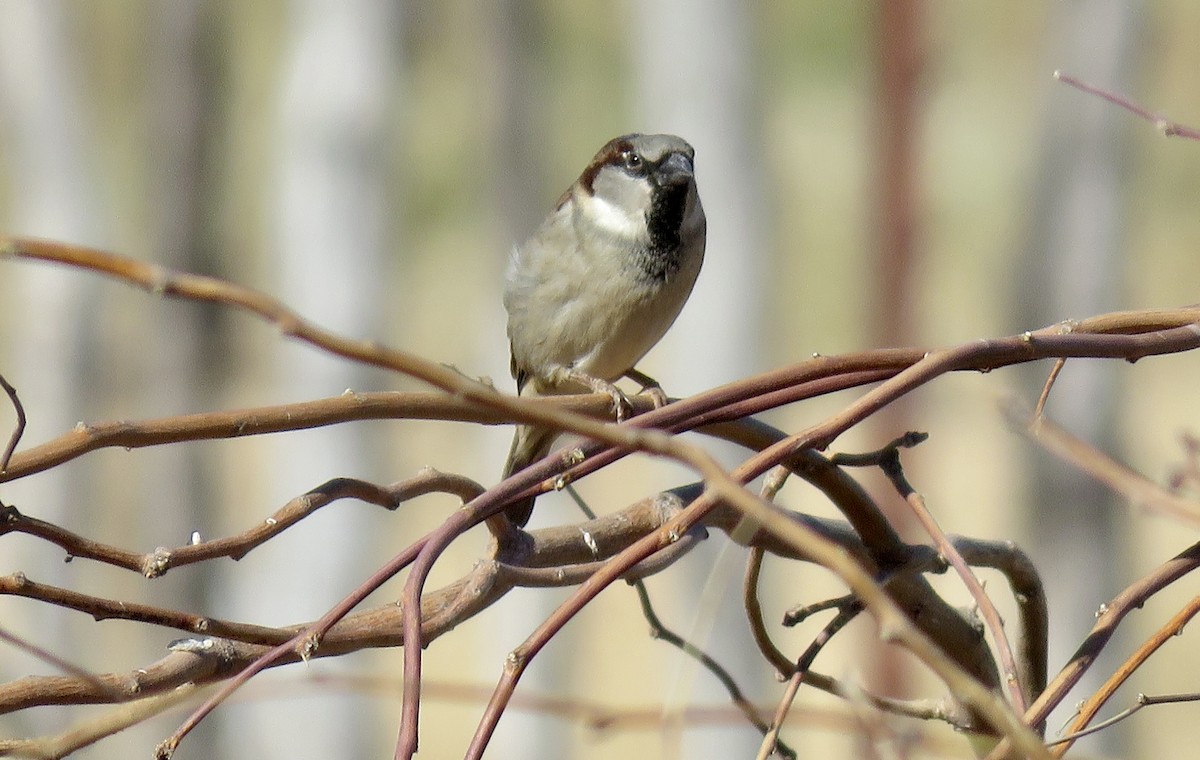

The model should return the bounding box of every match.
[635,182,690,283]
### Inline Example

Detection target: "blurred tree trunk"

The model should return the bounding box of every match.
[634,1,768,757]
[479,3,573,758]
[139,0,213,642]
[0,2,104,738]
[866,0,924,703]
[221,2,403,758]
[1016,3,1143,755]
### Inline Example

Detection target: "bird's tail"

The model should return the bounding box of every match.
[501,424,558,527]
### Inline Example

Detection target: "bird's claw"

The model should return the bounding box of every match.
[643,386,669,409]
[623,368,670,409]
[606,386,634,422]
[583,376,633,422]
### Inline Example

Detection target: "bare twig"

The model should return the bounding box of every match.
[987,540,1200,759]
[1051,594,1200,756]
[856,440,1028,713]
[0,373,24,473]
[0,684,199,759]
[744,547,792,677]
[0,625,122,702]
[782,594,859,627]
[1055,71,1200,140]
[1,500,706,718]
[1047,691,1200,746]
[632,581,795,759]
[0,390,652,484]
[1033,358,1065,418]
[741,543,975,732]
[756,601,863,760]
[1009,404,1200,526]
[0,471,483,576]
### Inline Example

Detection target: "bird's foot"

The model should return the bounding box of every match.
[587,377,633,422]
[549,367,634,421]
[624,368,670,409]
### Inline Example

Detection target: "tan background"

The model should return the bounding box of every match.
[2,2,1199,758]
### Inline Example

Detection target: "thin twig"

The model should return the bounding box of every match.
[755,601,863,760]
[0,684,199,758]
[873,444,1028,713]
[986,540,1200,760]
[1009,403,1200,526]
[633,581,795,759]
[0,372,24,473]
[783,594,858,627]
[1048,691,1200,746]
[0,625,123,701]
[744,546,793,676]
[1033,358,1065,418]
[0,471,482,576]
[1051,594,1200,756]
[1055,71,1200,140]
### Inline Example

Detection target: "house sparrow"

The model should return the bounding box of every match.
[501,133,706,526]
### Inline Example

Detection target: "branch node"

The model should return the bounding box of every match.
[155,738,177,760]
[298,634,319,662]
[142,548,172,578]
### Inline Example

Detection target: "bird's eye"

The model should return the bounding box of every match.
[621,150,643,172]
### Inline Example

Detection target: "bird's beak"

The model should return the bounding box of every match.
[655,152,694,186]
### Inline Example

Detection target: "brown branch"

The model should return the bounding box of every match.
[0,684,199,759]
[950,536,1048,704]
[6,240,1200,508]
[0,625,122,702]
[1,470,483,576]
[0,390,653,484]
[744,548,792,676]
[843,439,1028,713]
[756,600,863,760]
[466,437,1051,760]
[987,540,1200,759]
[0,574,291,646]
[1052,594,1200,756]
[2,496,706,719]
[7,239,1200,758]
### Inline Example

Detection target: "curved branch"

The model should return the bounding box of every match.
[1,470,482,575]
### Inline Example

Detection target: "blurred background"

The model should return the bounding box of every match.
[2,2,1199,758]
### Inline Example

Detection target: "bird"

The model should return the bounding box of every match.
[501,133,707,527]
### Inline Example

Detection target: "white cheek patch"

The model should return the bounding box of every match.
[583,193,644,239]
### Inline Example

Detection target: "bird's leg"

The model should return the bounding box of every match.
[623,368,670,409]
[548,367,633,422]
